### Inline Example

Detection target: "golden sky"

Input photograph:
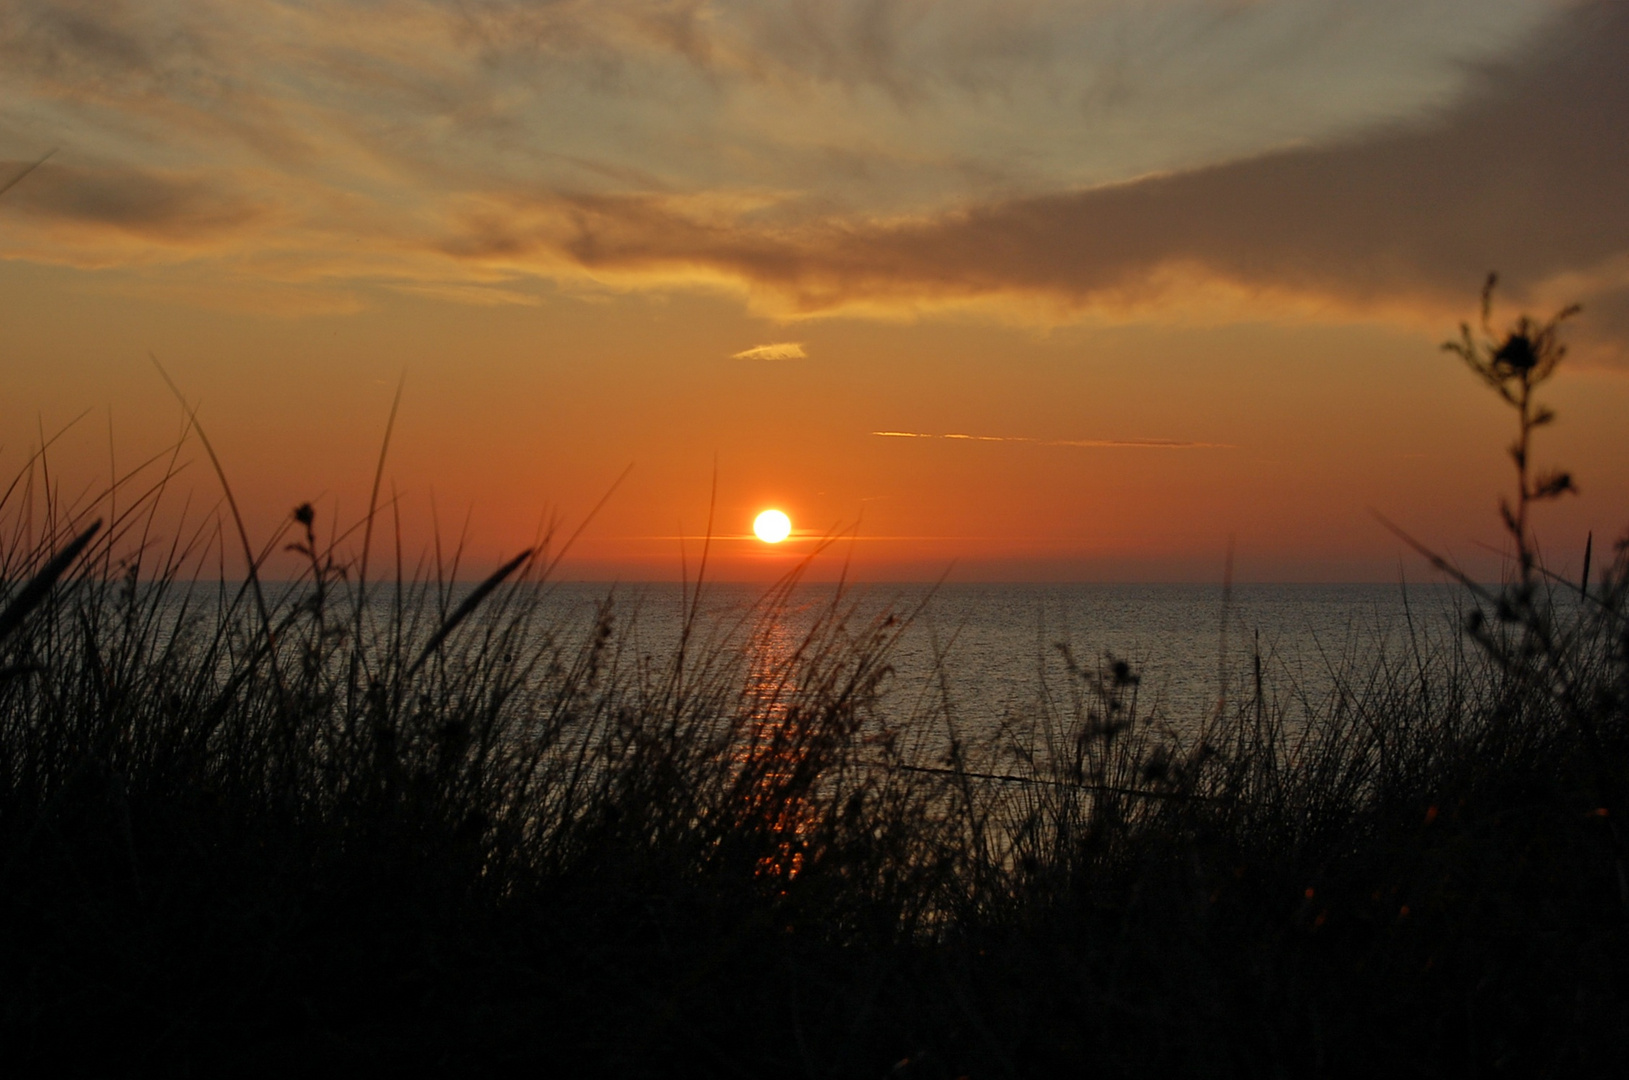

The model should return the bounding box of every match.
[2,0,1626,581]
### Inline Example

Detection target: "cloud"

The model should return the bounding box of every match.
[3,0,1619,355]
[1048,438,1235,450]
[444,0,1554,209]
[871,431,1233,449]
[388,282,542,307]
[1,2,1559,215]
[731,342,806,360]
[509,3,1629,347]
[0,160,268,243]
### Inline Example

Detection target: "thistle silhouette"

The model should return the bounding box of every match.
[1443,272,1581,594]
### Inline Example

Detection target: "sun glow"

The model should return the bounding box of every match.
[753,509,792,544]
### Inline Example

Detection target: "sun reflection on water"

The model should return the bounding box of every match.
[736,609,823,885]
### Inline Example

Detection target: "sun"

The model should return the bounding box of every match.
[753,509,792,544]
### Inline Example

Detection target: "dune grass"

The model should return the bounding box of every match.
[2,287,1627,1076]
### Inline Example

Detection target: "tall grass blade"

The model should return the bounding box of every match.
[1582,529,1593,597]
[0,147,55,199]
[0,518,100,646]
[407,546,534,676]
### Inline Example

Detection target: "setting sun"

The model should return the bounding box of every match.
[753,509,792,544]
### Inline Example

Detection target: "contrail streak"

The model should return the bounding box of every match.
[870,431,1233,449]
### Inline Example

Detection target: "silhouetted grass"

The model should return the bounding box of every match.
[2,286,1627,1076]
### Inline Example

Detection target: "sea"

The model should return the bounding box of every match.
[530,580,1487,739]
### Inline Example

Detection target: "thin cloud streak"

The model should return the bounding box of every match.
[627,534,1051,543]
[871,431,1234,449]
[731,342,807,360]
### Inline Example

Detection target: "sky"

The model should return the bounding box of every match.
[1,0,1626,582]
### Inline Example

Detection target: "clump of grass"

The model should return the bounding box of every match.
[0,279,1626,1075]
[0,435,977,1073]
[954,275,1629,1075]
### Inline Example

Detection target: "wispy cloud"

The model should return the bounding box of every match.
[2,0,1618,355]
[731,342,806,360]
[508,3,1629,351]
[387,282,541,307]
[871,431,1233,449]
[3,161,268,240]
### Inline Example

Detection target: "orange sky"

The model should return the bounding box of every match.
[2,1,1626,582]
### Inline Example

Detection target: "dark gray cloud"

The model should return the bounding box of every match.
[1,160,266,242]
[0,1,217,101]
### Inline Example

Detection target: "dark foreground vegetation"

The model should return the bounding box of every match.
[3,285,1627,1077]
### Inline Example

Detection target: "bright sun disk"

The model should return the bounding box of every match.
[753,509,791,544]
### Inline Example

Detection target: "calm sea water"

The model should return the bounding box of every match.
[534,581,1480,733]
